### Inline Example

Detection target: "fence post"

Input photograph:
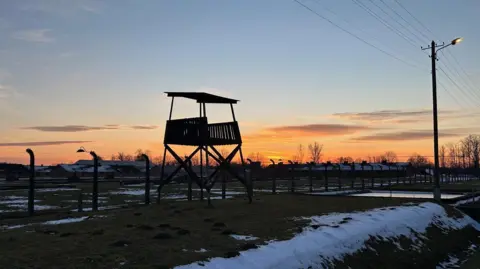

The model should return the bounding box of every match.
[361,163,365,190]
[288,160,295,193]
[26,148,35,216]
[337,164,342,191]
[142,154,150,205]
[324,163,329,192]
[379,165,383,187]
[270,159,276,194]
[308,163,313,193]
[78,192,83,212]
[351,162,355,189]
[222,172,226,199]
[187,157,193,201]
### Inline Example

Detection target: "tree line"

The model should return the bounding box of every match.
[97,135,480,168]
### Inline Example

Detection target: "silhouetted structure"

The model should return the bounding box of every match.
[159,92,252,202]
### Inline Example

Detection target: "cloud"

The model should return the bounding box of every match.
[0,140,92,147]
[243,123,373,144]
[331,109,457,123]
[350,129,473,142]
[22,125,119,132]
[20,0,104,15]
[268,124,372,135]
[0,69,12,81]
[0,84,19,99]
[12,29,54,43]
[130,125,159,130]
[21,124,159,132]
[0,18,9,30]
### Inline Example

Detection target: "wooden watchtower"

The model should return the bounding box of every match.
[158,92,252,203]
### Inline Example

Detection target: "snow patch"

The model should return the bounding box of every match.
[36,188,80,193]
[42,216,89,225]
[174,202,480,269]
[436,255,460,269]
[230,234,258,241]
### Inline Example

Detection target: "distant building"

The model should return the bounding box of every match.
[0,163,30,180]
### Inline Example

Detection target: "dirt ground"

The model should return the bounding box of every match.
[0,194,417,269]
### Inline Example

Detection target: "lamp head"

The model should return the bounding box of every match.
[451,37,463,45]
[76,148,86,153]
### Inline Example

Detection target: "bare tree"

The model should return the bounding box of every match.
[133,149,152,161]
[439,145,446,168]
[336,156,353,163]
[407,153,430,167]
[380,151,398,163]
[247,152,265,163]
[308,142,323,164]
[460,135,480,168]
[296,144,305,163]
[446,142,460,168]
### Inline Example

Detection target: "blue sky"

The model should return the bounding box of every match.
[0,0,479,164]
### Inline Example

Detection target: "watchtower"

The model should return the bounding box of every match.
[158,92,252,202]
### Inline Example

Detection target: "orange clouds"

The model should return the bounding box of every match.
[21,124,159,132]
[243,123,373,144]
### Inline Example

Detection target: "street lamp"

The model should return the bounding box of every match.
[76,146,99,211]
[422,37,463,201]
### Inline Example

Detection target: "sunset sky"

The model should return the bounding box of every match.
[1,0,480,165]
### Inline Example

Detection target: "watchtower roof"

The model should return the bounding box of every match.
[165,92,238,104]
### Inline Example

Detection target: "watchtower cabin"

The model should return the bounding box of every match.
[159,92,252,202]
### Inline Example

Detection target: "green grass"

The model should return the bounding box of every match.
[0,194,418,269]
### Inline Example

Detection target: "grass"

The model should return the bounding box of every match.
[1,175,477,219]
[385,180,480,193]
[0,194,418,269]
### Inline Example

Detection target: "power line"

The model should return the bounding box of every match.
[372,0,428,45]
[389,0,479,109]
[292,0,425,70]
[391,0,436,38]
[437,79,467,109]
[438,66,480,107]
[310,0,426,69]
[350,0,418,48]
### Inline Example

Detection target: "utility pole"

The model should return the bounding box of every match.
[422,37,463,202]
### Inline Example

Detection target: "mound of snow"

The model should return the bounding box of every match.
[174,202,480,269]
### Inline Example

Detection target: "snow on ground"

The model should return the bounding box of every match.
[0,199,40,205]
[453,196,479,206]
[230,234,259,241]
[174,202,480,269]
[42,216,89,225]
[110,189,145,196]
[2,216,90,230]
[210,191,245,195]
[183,249,209,253]
[36,188,80,193]
[310,190,362,196]
[76,205,124,212]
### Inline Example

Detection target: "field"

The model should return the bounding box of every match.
[0,194,421,269]
[0,174,476,219]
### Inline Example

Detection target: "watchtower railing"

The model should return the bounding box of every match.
[164,117,208,146]
[208,122,242,145]
[164,117,241,146]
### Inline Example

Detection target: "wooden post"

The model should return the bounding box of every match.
[222,171,226,199]
[143,154,151,205]
[78,192,83,213]
[351,162,355,189]
[337,165,342,191]
[288,160,295,193]
[324,164,329,192]
[308,164,313,193]
[26,148,35,216]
